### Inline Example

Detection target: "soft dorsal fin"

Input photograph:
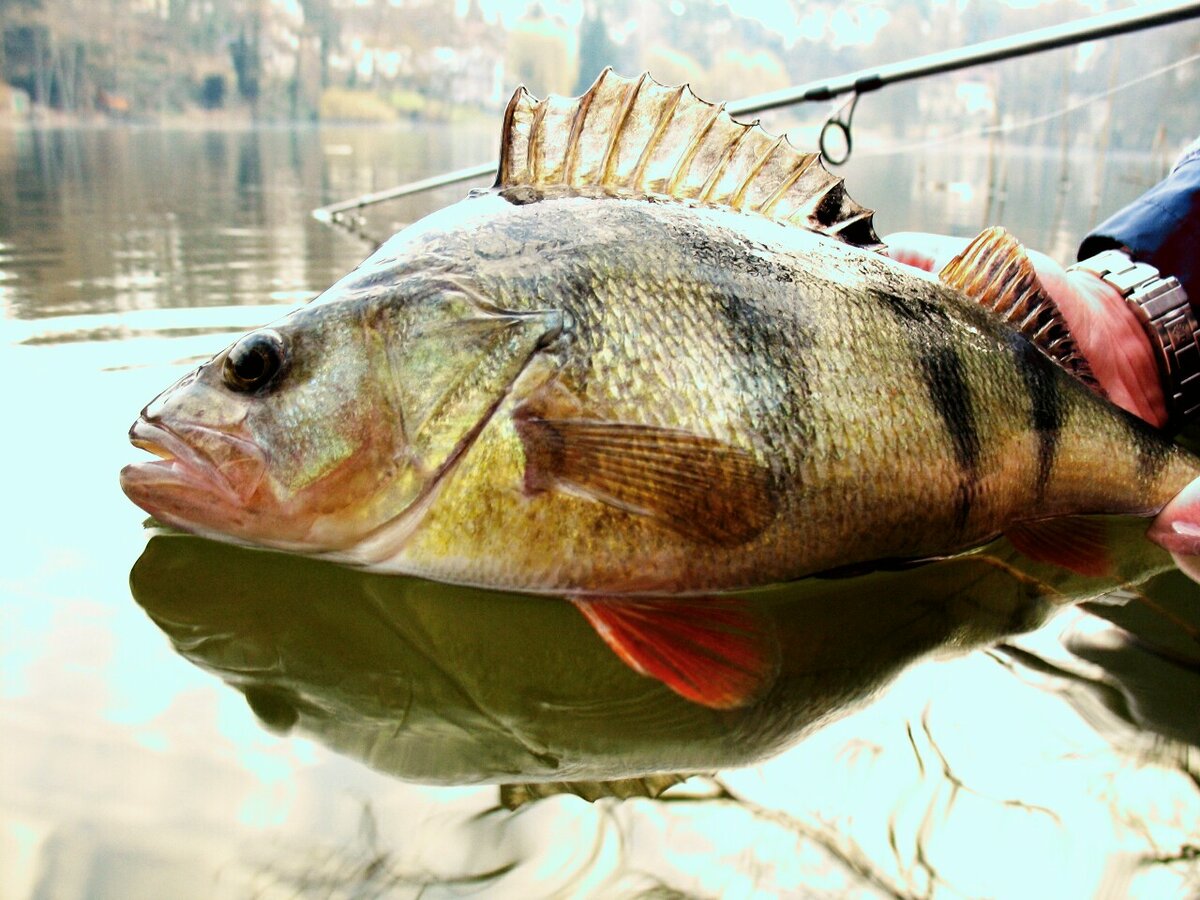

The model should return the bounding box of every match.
[939,227,1101,393]
[496,68,882,250]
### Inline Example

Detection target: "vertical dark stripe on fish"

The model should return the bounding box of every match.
[922,345,981,530]
[1008,333,1064,503]
[679,226,818,461]
[879,292,981,532]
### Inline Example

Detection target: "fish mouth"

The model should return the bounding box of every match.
[121,418,265,532]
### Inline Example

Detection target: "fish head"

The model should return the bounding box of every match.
[121,259,563,555]
[121,300,403,551]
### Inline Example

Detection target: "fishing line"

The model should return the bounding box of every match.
[856,51,1200,159]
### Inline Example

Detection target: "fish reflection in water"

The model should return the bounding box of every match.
[1022,577,1200,748]
[130,519,1182,783]
[128,524,1200,893]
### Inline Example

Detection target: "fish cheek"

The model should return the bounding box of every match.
[250,362,401,525]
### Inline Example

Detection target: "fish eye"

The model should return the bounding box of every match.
[223,330,287,392]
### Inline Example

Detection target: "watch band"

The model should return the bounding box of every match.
[1068,248,1200,430]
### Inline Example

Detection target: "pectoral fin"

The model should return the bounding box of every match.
[515,413,778,546]
[1004,516,1113,578]
[571,595,780,709]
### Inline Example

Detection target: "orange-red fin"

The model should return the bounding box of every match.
[1004,517,1113,578]
[515,412,778,546]
[570,595,780,709]
[939,227,1102,394]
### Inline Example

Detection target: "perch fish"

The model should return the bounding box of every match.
[121,71,1200,708]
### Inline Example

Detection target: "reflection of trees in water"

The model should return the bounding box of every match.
[0,128,337,319]
[239,802,518,899]
[0,126,462,320]
[3,114,1186,334]
[234,743,1200,899]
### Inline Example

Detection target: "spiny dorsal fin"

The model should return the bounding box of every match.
[939,227,1101,393]
[496,68,882,250]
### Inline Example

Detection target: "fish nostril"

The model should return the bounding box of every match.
[143,394,168,421]
[142,369,200,420]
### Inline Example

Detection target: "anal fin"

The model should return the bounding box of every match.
[939,227,1101,393]
[571,595,780,709]
[1005,516,1113,578]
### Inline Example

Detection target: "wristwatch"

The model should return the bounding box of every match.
[1068,248,1200,430]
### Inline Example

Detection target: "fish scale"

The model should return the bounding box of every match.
[122,71,1200,708]
[362,195,1185,595]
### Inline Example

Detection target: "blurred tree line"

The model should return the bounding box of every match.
[0,0,1197,147]
[0,0,320,117]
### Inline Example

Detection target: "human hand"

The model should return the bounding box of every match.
[884,232,1168,428]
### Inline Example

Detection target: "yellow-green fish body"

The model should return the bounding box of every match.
[335,192,1192,595]
[121,71,1200,708]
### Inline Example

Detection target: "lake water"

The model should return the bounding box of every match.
[2,120,1198,899]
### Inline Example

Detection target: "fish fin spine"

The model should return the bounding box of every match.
[495,69,882,251]
[938,227,1101,392]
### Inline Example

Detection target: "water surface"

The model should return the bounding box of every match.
[2,121,1198,898]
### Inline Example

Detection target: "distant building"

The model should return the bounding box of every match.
[262,0,307,84]
[0,83,31,118]
[324,0,506,113]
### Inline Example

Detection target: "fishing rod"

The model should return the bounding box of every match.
[312,0,1200,233]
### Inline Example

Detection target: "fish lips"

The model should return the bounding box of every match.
[121,417,269,535]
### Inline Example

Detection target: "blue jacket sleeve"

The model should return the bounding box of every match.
[1078,139,1200,303]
